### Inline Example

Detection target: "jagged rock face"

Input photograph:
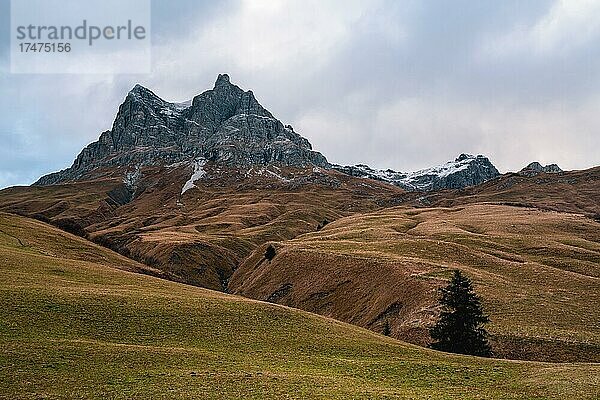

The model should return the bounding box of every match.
[35,74,328,185]
[333,154,500,191]
[519,162,562,177]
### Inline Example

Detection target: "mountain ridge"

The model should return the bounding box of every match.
[33,74,507,192]
[333,154,500,191]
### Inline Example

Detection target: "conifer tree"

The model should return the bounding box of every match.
[382,320,391,336]
[264,244,276,261]
[429,270,492,357]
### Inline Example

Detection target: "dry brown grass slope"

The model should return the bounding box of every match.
[2,164,599,364]
[5,212,599,399]
[0,164,406,290]
[0,211,157,276]
[423,167,600,218]
[230,203,600,362]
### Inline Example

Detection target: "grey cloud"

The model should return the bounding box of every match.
[0,0,599,188]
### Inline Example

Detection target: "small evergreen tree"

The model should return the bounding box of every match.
[316,219,329,231]
[429,270,492,357]
[264,244,276,261]
[382,320,391,336]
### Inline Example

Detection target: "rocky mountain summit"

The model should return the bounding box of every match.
[519,162,562,177]
[35,74,328,185]
[333,154,500,191]
[34,74,500,192]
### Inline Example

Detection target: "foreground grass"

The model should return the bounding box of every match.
[0,213,598,399]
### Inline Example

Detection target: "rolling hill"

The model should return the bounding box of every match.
[0,164,405,290]
[1,212,599,399]
[230,203,600,363]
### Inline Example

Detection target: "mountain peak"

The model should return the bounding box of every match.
[333,153,500,191]
[456,153,474,162]
[215,73,231,87]
[519,162,562,176]
[127,84,165,106]
[34,75,328,186]
[129,83,153,95]
[130,83,146,92]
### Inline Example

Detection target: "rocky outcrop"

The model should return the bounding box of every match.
[519,162,562,177]
[35,74,328,185]
[333,154,500,191]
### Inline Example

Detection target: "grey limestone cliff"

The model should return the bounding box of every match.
[35,74,328,185]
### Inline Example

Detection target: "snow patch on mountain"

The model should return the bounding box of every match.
[123,166,141,190]
[247,166,292,182]
[173,99,192,111]
[263,168,290,182]
[181,158,207,194]
[161,100,193,117]
[333,154,500,191]
[406,158,470,180]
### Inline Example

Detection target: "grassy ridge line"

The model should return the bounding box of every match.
[0,213,599,399]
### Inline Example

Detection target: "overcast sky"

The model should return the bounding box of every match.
[1,0,599,188]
